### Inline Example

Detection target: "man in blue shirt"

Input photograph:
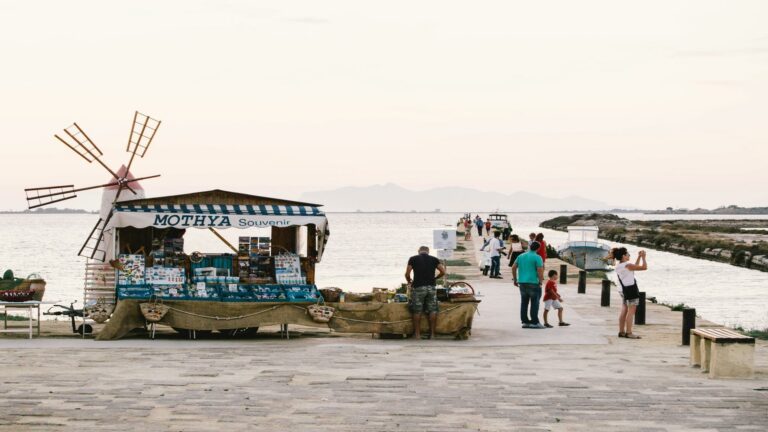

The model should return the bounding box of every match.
[511,241,545,329]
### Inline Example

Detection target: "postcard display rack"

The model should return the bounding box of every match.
[116,236,319,303]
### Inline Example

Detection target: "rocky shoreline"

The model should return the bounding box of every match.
[540,213,768,272]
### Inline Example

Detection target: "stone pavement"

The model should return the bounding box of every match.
[1,230,767,431]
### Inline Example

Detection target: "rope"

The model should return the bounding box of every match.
[331,305,464,325]
[166,304,303,321]
[163,303,472,325]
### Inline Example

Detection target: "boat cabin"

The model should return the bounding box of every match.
[566,225,600,244]
[487,213,510,229]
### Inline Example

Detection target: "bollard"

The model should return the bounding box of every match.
[577,270,586,294]
[682,308,696,346]
[559,264,567,284]
[601,279,611,307]
[634,292,646,325]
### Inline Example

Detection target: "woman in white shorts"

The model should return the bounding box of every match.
[613,247,647,339]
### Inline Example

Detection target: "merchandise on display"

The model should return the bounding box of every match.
[115,237,316,303]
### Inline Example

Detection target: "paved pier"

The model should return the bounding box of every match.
[1,228,766,431]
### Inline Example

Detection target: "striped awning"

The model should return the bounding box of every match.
[114,204,323,216]
[110,203,330,262]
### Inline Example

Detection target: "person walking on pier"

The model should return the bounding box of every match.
[543,270,569,328]
[511,240,545,329]
[535,233,548,264]
[475,217,484,237]
[487,231,504,279]
[526,232,536,250]
[484,220,492,235]
[613,247,647,339]
[507,234,525,270]
[463,219,472,240]
[405,246,446,340]
[502,226,511,241]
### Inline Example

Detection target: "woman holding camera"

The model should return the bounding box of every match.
[613,247,647,339]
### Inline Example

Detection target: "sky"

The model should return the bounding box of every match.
[1,0,767,211]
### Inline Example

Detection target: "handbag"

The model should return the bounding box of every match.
[140,297,170,323]
[616,271,640,301]
[87,297,114,323]
[307,304,335,323]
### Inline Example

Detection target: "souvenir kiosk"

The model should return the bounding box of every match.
[96,190,478,340]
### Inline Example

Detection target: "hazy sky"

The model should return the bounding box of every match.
[2,0,766,211]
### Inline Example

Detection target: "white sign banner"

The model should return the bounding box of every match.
[433,229,457,250]
[113,212,327,230]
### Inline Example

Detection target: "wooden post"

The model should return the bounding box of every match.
[682,308,696,346]
[577,270,586,294]
[600,279,611,307]
[559,264,567,284]
[635,291,646,325]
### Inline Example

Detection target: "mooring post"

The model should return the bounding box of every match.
[577,270,586,294]
[635,291,646,325]
[682,308,696,346]
[559,264,567,284]
[601,279,611,306]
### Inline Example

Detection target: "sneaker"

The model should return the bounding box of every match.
[559,322,571,326]
[544,323,553,328]
[521,323,532,329]
[529,323,546,329]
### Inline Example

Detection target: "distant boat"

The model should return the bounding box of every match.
[487,212,510,230]
[557,226,612,271]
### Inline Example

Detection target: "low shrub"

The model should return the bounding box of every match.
[733,326,768,340]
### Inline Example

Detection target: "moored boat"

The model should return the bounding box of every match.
[557,226,612,270]
[487,213,510,231]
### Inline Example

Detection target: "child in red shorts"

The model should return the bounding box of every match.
[543,270,570,328]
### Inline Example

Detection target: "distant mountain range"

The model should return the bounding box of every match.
[301,183,623,212]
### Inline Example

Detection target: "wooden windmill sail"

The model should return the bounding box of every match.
[24,111,162,261]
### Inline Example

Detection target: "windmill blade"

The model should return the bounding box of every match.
[24,185,78,209]
[55,123,103,163]
[78,217,108,261]
[78,183,128,261]
[126,111,161,160]
[56,123,123,182]
[24,174,159,210]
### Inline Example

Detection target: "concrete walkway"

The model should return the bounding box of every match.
[1,228,767,431]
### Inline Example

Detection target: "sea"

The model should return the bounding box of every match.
[1,212,767,330]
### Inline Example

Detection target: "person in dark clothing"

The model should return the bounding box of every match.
[405,246,446,340]
[502,226,511,241]
[475,218,484,236]
[507,234,525,268]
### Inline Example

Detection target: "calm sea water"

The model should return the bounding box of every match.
[1,213,766,329]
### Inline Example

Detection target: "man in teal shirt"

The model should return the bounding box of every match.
[511,241,545,329]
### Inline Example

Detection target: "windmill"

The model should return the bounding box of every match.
[24,111,162,262]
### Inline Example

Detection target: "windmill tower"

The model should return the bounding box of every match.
[24,111,162,262]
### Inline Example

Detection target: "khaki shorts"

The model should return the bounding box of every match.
[544,299,562,310]
[410,285,438,314]
[619,292,640,306]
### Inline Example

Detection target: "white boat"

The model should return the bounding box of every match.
[487,213,510,230]
[557,226,612,271]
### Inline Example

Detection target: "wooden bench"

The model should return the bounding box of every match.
[690,328,755,378]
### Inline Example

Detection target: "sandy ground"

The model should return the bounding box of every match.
[0,226,766,431]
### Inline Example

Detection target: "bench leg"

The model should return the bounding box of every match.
[690,333,702,367]
[700,339,712,373]
[709,342,755,379]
